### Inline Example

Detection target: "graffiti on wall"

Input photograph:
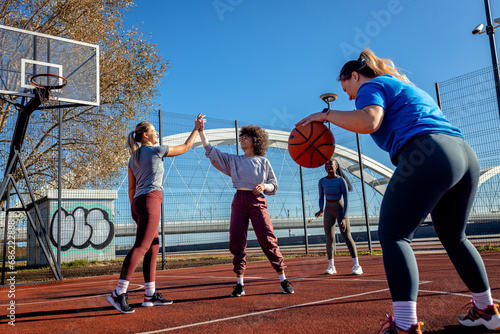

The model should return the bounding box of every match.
[49,206,114,251]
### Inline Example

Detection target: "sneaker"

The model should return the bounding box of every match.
[352,264,363,275]
[280,279,294,294]
[458,302,500,331]
[378,314,423,334]
[325,265,337,275]
[231,284,245,297]
[142,291,173,307]
[106,290,135,314]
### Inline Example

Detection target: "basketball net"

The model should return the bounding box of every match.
[30,74,68,107]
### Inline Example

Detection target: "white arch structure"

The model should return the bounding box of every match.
[167,128,395,195]
[167,128,500,195]
[479,166,500,187]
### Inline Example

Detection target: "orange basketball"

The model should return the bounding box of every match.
[288,122,335,168]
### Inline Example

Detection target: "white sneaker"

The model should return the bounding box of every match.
[325,265,337,274]
[351,264,363,275]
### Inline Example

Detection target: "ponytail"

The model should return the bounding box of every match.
[333,159,353,192]
[125,121,151,166]
[338,48,413,85]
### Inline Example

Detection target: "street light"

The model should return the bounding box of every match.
[472,0,500,120]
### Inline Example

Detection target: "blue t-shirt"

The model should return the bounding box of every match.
[128,145,169,197]
[355,75,463,165]
[318,176,349,217]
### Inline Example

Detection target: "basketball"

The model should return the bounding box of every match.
[288,122,335,168]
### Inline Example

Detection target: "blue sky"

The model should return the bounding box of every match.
[125,0,499,168]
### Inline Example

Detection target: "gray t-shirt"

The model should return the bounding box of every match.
[205,144,277,195]
[128,145,169,198]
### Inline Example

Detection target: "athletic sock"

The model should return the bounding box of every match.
[328,259,334,266]
[352,257,359,266]
[145,282,155,297]
[279,273,286,282]
[116,279,129,295]
[237,277,244,285]
[472,288,494,310]
[393,301,417,331]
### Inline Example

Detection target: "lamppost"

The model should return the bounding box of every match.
[472,0,500,119]
[319,93,373,253]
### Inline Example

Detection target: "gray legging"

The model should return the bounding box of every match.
[324,200,357,259]
[379,133,489,302]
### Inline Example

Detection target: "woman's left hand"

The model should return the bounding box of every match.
[253,184,265,195]
[295,112,327,127]
[195,113,206,130]
[340,218,347,232]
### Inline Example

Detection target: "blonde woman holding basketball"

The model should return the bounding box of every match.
[315,158,362,276]
[297,49,499,333]
[106,113,205,314]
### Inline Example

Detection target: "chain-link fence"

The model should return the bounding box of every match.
[436,66,500,242]
[2,71,500,283]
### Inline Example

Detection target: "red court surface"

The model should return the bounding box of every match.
[1,252,499,333]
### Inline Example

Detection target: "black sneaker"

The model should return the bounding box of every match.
[142,291,173,307]
[231,284,245,297]
[106,291,135,314]
[280,279,294,294]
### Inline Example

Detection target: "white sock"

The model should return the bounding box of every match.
[145,282,155,297]
[472,288,494,310]
[393,301,418,331]
[237,277,244,285]
[279,273,286,282]
[352,257,359,266]
[116,279,129,295]
[328,259,334,266]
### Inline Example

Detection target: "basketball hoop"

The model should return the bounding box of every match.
[30,73,68,90]
[30,73,68,105]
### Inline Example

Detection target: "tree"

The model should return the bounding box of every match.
[0,0,169,194]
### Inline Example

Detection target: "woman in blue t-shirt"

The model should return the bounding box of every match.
[296,49,499,334]
[315,158,362,275]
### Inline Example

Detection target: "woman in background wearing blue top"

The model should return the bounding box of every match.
[297,49,499,334]
[106,114,205,314]
[315,158,362,275]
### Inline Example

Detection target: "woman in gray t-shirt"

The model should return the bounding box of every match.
[199,123,294,297]
[106,113,205,314]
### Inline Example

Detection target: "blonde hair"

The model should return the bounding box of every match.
[126,121,151,166]
[338,48,413,84]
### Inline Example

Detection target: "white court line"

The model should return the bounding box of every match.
[137,288,392,334]
[0,284,145,308]
[418,289,500,303]
[138,283,497,334]
[161,274,429,284]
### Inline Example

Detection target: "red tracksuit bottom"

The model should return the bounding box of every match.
[120,190,162,282]
[229,190,286,275]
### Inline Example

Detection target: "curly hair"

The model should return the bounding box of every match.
[239,125,268,156]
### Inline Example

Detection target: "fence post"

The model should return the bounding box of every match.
[235,120,239,155]
[159,110,166,270]
[57,105,62,268]
[356,134,372,254]
[435,82,442,110]
[300,166,309,255]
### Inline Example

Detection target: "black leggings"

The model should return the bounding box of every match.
[379,133,489,301]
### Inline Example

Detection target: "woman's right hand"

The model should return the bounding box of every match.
[296,112,328,127]
[315,210,323,218]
